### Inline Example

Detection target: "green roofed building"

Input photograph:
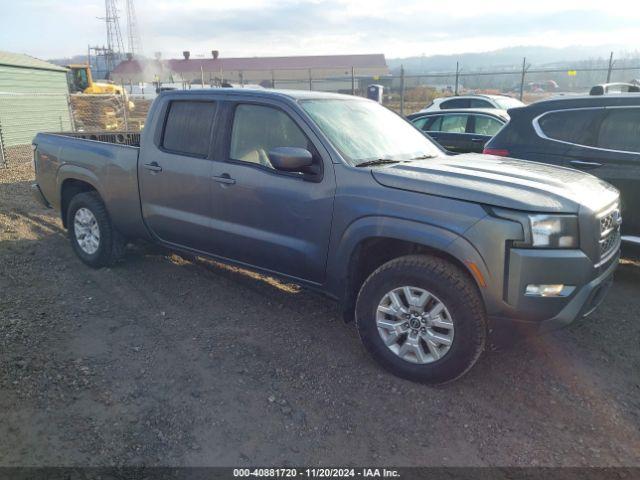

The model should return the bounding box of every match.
[0,51,72,163]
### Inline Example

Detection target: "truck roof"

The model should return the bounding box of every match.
[163,88,361,102]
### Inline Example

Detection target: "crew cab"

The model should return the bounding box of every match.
[32,89,621,384]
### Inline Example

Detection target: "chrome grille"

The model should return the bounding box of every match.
[598,205,621,260]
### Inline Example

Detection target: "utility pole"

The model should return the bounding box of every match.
[308,68,313,91]
[400,65,405,116]
[519,57,528,101]
[351,66,355,95]
[606,51,614,83]
[454,62,460,95]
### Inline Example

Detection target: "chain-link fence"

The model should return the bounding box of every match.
[1,60,639,168]
[67,94,152,133]
[0,93,152,167]
[136,63,639,115]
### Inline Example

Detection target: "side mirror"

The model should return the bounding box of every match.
[268,147,313,173]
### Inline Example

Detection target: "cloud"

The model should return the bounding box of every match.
[1,0,639,59]
[141,1,637,57]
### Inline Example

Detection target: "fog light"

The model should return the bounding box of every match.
[525,284,575,297]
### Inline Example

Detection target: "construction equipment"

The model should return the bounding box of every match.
[66,64,125,95]
[66,65,138,132]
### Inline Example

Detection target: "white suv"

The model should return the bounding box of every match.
[420,94,524,112]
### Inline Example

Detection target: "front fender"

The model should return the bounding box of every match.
[326,215,490,301]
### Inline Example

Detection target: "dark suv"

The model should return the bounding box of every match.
[484,95,640,239]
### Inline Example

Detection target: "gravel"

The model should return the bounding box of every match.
[1,162,639,467]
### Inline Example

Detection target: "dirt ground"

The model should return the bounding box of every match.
[1,162,639,467]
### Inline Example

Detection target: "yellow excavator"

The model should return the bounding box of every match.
[66,64,125,95]
[66,65,138,131]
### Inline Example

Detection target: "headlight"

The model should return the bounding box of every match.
[528,214,578,248]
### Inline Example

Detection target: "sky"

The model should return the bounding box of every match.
[0,0,639,60]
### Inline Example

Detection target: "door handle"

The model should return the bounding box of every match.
[212,173,236,185]
[471,137,486,143]
[144,162,162,172]
[569,160,602,169]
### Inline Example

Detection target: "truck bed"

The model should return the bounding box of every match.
[33,131,148,240]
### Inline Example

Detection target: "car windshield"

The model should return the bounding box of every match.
[300,99,441,166]
[493,96,525,110]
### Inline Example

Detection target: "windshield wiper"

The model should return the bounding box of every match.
[355,158,402,168]
[411,154,437,160]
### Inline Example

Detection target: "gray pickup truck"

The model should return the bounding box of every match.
[32,89,621,384]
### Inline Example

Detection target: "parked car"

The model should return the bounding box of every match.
[407,109,508,153]
[589,82,640,96]
[32,89,620,384]
[419,94,524,112]
[484,94,639,240]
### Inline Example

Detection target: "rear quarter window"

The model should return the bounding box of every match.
[596,108,640,153]
[411,117,430,130]
[469,99,494,108]
[440,98,470,109]
[537,109,602,146]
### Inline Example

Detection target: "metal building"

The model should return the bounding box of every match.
[0,51,72,164]
[111,53,389,91]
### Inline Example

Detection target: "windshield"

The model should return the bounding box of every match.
[493,96,524,110]
[300,99,441,166]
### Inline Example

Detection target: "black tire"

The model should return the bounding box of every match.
[355,254,486,384]
[67,191,126,268]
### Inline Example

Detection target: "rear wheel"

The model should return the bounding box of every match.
[355,254,486,384]
[67,191,126,268]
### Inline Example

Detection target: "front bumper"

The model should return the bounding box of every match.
[488,247,619,340]
[31,183,51,208]
[538,253,616,331]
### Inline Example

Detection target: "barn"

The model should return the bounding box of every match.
[0,51,72,165]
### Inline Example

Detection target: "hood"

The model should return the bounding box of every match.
[371,154,619,213]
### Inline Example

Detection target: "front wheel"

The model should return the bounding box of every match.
[67,191,126,268]
[355,255,486,384]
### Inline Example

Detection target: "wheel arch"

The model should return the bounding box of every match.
[58,173,102,228]
[328,217,489,322]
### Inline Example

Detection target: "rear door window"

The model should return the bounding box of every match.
[436,114,469,133]
[162,101,217,157]
[537,109,602,146]
[596,108,640,153]
[440,98,470,109]
[472,115,504,136]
